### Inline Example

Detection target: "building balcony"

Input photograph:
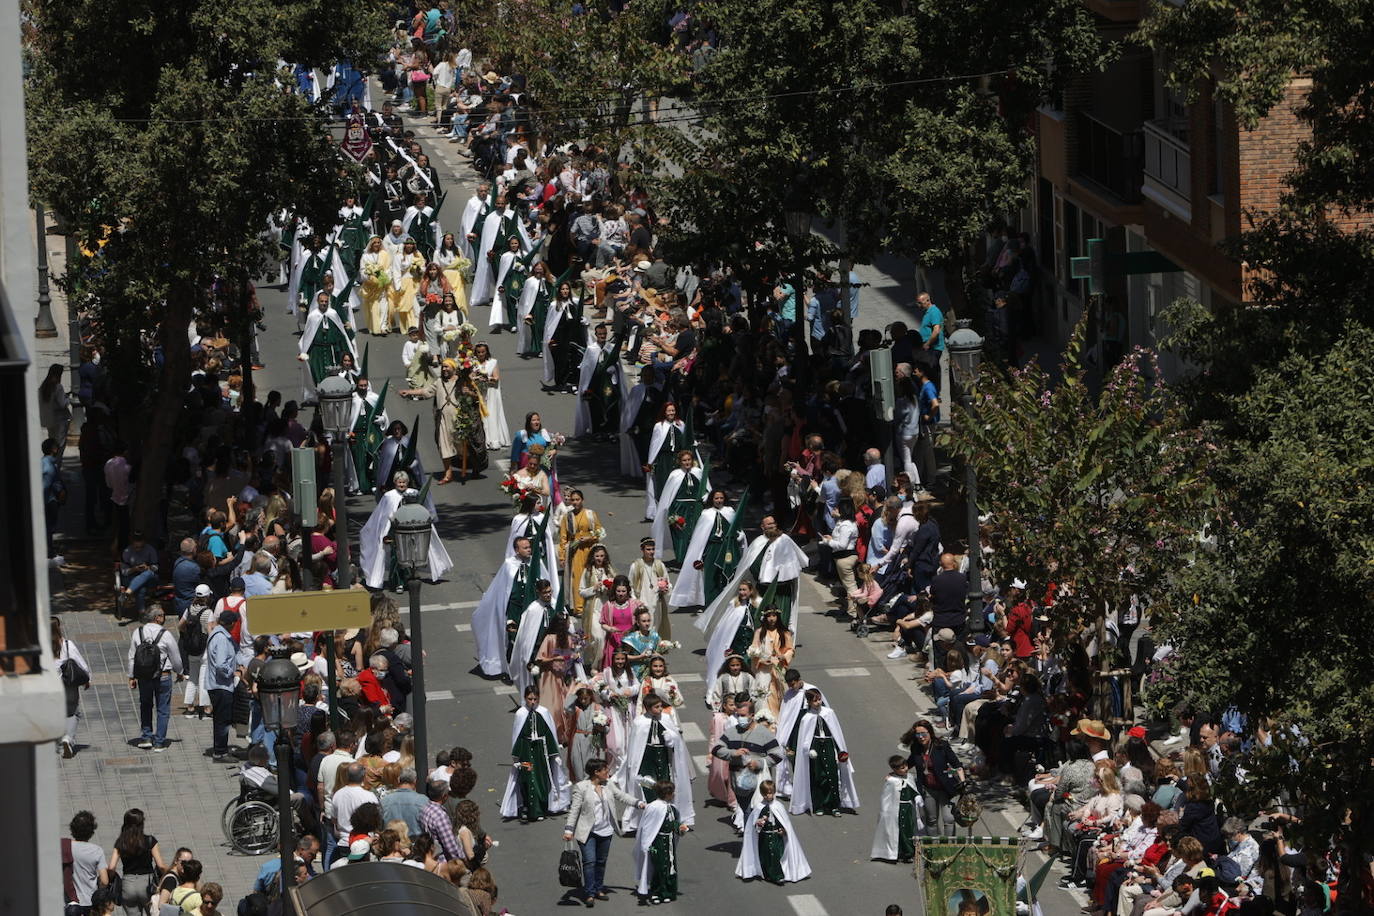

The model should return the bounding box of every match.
[1142,121,1192,220]
[1074,111,1144,204]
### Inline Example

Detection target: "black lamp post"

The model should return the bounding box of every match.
[391,496,434,773]
[316,373,354,731]
[34,206,58,339]
[783,190,813,390]
[258,653,302,892]
[947,318,986,614]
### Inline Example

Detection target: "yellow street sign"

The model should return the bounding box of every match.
[248,589,371,635]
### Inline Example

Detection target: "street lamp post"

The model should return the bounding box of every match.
[316,373,355,732]
[947,318,986,617]
[391,497,434,774]
[783,198,813,390]
[258,653,302,893]
[35,206,58,339]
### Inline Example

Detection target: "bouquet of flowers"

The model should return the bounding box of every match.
[453,255,473,275]
[601,577,614,590]
[408,258,424,279]
[669,514,687,531]
[550,432,567,448]
[499,475,520,497]
[441,326,461,342]
[656,578,670,593]
[364,263,388,287]
[592,526,607,542]
[754,709,776,727]
[656,640,681,654]
[459,321,478,339]
[607,693,632,714]
[425,292,443,306]
[746,645,763,659]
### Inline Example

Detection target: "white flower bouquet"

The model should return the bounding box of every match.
[656,640,681,654]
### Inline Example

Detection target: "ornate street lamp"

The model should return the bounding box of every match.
[392,497,433,774]
[946,319,986,617]
[316,374,355,591]
[258,653,302,891]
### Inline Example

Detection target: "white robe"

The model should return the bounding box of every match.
[541,297,577,386]
[499,705,572,817]
[618,380,650,479]
[298,307,358,399]
[472,557,526,676]
[470,208,516,305]
[458,195,484,261]
[490,250,519,329]
[615,714,695,830]
[701,597,760,707]
[515,275,547,352]
[775,683,827,796]
[381,229,408,264]
[643,419,686,519]
[629,559,671,638]
[632,800,680,895]
[328,244,361,319]
[508,599,553,694]
[649,465,707,562]
[670,507,743,609]
[788,706,860,815]
[401,205,440,246]
[698,534,809,639]
[357,488,452,589]
[870,773,924,860]
[736,799,812,882]
[573,340,603,439]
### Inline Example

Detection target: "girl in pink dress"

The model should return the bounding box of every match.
[706,691,740,811]
[598,575,641,670]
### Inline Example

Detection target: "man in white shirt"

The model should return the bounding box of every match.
[330,763,379,864]
[126,606,184,751]
[863,448,887,491]
[317,731,359,865]
[64,811,106,912]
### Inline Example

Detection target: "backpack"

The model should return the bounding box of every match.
[180,607,207,657]
[132,625,163,680]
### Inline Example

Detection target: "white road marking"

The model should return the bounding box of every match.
[427,690,455,701]
[453,623,471,633]
[673,672,703,683]
[397,600,479,613]
[493,685,517,695]
[679,721,706,743]
[788,894,829,916]
[824,667,871,678]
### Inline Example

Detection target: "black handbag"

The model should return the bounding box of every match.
[558,841,583,888]
[59,656,90,689]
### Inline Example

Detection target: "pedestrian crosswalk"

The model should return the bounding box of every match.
[788,894,829,916]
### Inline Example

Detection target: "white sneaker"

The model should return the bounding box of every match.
[886,646,907,659]
[1022,825,1043,840]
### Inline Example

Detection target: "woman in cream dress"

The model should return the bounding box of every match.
[473,342,510,450]
[434,233,471,314]
[389,237,426,333]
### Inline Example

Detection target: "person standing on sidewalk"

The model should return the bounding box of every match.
[42,437,67,568]
[63,810,106,916]
[204,610,240,762]
[53,616,90,759]
[125,607,183,751]
[106,808,166,915]
[562,757,645,906]
[104,441,132,551]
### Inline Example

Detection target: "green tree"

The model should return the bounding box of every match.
[943,324,1219,697]
[26,0,387,535]
[648,0,1108,291]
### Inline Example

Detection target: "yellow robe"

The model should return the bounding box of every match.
[360,249,392,335]
[391,253,426,332]
[558,508,601,615]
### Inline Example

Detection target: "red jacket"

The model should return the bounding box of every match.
[1007,601,1034,658]
[355,670,391,710]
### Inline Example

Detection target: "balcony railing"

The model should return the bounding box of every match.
[1143,121,1191,200]
[1075,112,1144,203]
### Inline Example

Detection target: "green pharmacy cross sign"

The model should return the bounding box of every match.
[1070,238,1182,296]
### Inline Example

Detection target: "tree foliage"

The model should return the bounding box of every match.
[648,0,1109,277]
[943,323,1220,649]
[26,0,388,533]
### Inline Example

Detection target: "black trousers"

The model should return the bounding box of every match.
[209,688,234,753]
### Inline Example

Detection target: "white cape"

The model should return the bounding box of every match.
[618,381,649,479]
[469,210,505,305]
[775,683,827,796]
[499,705,572,817]
[458,195,483,261]
[870,773,924,860]
[632,799,678,895]
[642,419,686,519]
[357,489,452,589]
[541,298,576,385]
[701,598,760,707]
[736,799,812,882]
[471,557,525,676]
[508,599,551,694]
[670,507,739,609]
[615,714,695,830]
[505,512,560,599]
[697,535,808,638]
[649,465,707,560]
[515,275,546,351]
[573,340,603,438]
[788,706,860,815]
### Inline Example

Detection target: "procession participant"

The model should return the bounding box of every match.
[736,780,812,884]
[619,366,662,482]
[870,756,923,863]
[517,260,553,357]
[297,291,357,399]
[359,236,392,335]
[472,342,511,451]
[640,655,685,726]
[642,402,687,520]
[458,181,490,262]
[574,323,622,441]
[704,515,808,635]
[508,410,551,471]
[511,442,552,504]
[471,536,536,677]
[632,780,687,905]
[433,233,471,313]
[786,688,860,817]
[776,670,828,796]
[380,166,406,237]
[617,694,695,831]
[400,357,470,485]
[628,537,673,638]
[468,190,511,307]
[381,218,408,266]
[595,648,639,768]
[706,691,741,810]
[708,653,757,713]
[562,687,609,781]
[495,237,530,333]
[670,489,744,611]
[428,292,464,359]
[289,232,330,327]
[557,489,603,617]
[748,608,794,718]
[700,581,762,707]
[345,374,386,495]
[650,450,708,564]
[712,697,784,820]
[334,194,369,269]
[402,192,441,260]
[358,472,452,590]
[542,279,585,392]
[500,685,571,823]
[505,495,559,598]
[535,611,585,720]
[374,420,428,509]
[578,544,616,668]
[598,577,642,671]
[621,607,663,680]
[389,237,426,333]
[508,579,557,695]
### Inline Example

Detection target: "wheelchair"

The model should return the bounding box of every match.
[221,779,300,856]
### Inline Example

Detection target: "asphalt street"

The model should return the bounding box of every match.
[240,111,1077,916]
